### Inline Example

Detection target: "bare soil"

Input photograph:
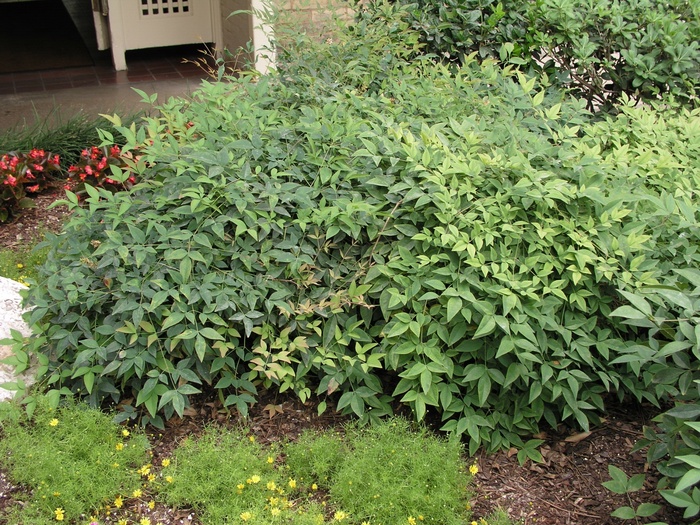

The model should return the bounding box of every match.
[0,188,71,249]
[0,189,688,525]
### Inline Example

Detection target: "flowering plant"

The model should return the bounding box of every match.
[66,145,137,197]
[0,149,61,222]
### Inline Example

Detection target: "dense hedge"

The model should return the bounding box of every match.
[15,4,700,452]
[372,0,700,110]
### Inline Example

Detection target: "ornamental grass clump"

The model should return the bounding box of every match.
[0,110,142,168]
[0,399,149,525]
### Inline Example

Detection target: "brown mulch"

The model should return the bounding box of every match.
[0,187,72,249]
[0,190,689,525]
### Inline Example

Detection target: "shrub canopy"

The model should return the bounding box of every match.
[19,3,700,452]
[372,0,700,110]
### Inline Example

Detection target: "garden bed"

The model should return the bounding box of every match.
[0,163,688,525]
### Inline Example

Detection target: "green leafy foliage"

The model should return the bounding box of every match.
[602,465,662,521]
[13,5,700,452]
[611,273,700,520]
[370,0,700,110]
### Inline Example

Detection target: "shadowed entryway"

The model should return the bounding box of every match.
[0,0,94,74]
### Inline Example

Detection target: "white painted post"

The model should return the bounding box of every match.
[250,0,275,74]
[107,0,128,70]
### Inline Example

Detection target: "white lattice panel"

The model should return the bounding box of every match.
[139,0,190,17]
[107,0,222,70]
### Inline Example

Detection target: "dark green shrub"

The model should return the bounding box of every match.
[637,404,700,521]
[611,272,700,519]
[370,0,700,110]
[11,10,700,450]
[364,0,530,63]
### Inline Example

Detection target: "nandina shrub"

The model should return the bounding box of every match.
[12,9,700,448]
[0,149,61,222]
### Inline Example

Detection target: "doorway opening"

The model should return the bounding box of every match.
[0,0,99,75]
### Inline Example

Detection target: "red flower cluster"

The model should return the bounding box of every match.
[0,149,62,222]
[67,145,137,196]
[1,149,60,190]
[1,144,138,222]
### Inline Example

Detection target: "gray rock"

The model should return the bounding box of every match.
[0,276,35,401]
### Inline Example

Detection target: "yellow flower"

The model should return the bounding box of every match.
[334,510,348,521]
[140,519,151,525]
[469,464,479,475]
[250,475,261,484]
[269,497,279,506]
[132,489,142,498]
[271,507,281,516]
[114,495,123,508]
[311,483,318,490]
[267,481,277,491]
[52,491,60,497]
[148,500,155,510]
[122,429,130,437]
[418,517,424,521]
[288,478,297,489]
[49,419,59,427]
[161,458,171,467]
[148,474,156,482]
[248,435,255,442]
[471,522,479,525]
[118,520,128,525]
[267,456,274,464]
[116,443,124,451]
[54,508,64,521]
[408,517,416,525]
[240,511,253,521]
[361,522,371,525]
[138,465,151,476]
[16,263,23,269]
[237,483,245,490]
[165,476,173,483]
